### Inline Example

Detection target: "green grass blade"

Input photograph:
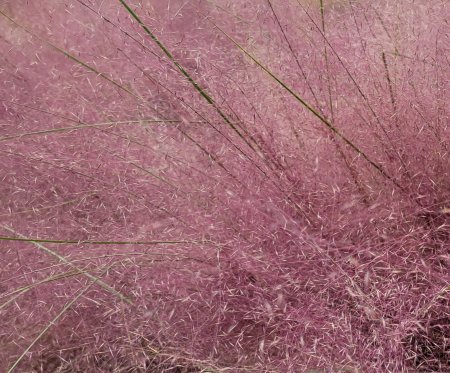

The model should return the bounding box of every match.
[0,270,82,310]
[1,226,133,304]
[211,22,402,189]
[118,0,269,169]
[0,119,180,142]
[0,10,161,118]
[0,235,203,245]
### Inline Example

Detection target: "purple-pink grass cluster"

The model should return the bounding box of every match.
[0,0,448,372]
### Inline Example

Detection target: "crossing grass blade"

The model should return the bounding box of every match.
[1,226,133,305]
[210,21,404,190]
[0,235,203,245]
[118,0,270,170]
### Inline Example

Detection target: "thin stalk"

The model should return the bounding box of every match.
[319,0,334,122]
[0,270,83,310]
[118,49,270,178]
[0,235,204,245]
[319,0,369,202]
[1,148,187,225]
[267,0,322,111]
[0,10,165,119]
[118,0,268,170]
[212,22,402,190]
[1,226,133,304]
[382,51,397,113]
[296,1,413,180]
[0,119,180,142]
[6,267,111,373]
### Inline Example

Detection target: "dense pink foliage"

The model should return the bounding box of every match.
[0,0,448,372]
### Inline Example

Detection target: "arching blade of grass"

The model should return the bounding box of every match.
[211,22,403,190]
[1,226,133,305]
[0,235,205,245]
[0,194,95,218]
[382,51,397,112]
[1,251,214,303]
[176,126,244,186]
[0,100,220,205]
[118,48,268,175]
[266,0,322,111]
[1,8,257,188]
[6,266,111,373]
[318,0,335,123]
[319,0,369,202]
[113,153,182,192]
[295,0,412,180]
[1,252,208,311]
[0,119,180,142]
[116,3,316,220]
[0,10,164,119]
[0,269,82,310]
[205,0,250,24]
[267,0,369,202]
[75,0,264,180]
[118,0,270,172]
[1,8,247,185]
[0,100,181,130]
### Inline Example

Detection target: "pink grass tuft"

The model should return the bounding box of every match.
[0,0,448,372]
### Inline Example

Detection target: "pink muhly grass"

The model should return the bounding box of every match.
[0,0,448,372]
